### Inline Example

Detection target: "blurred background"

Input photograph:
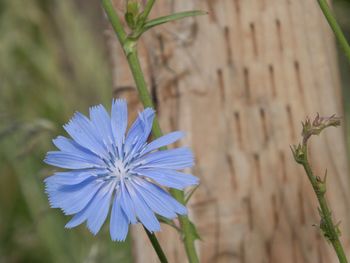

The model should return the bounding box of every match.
[0,0,349,262]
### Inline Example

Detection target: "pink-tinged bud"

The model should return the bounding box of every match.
[301,113,341,144]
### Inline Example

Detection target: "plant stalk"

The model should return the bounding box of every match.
[140,0,156,23]
[126,25,200,263]
[317,0,350,63]
[300,145,348,263]
[144,227,168,263]
[101,1,167,262]
[101,0,199,262]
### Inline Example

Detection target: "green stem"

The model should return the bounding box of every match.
[101,1,199,262]
[144,227,168,263]
[101,1,168,262]
[301,146,348,263]
[101,0,127,44]
[126,31,200,263]
[140,0,156,22]
[317,0,350,63]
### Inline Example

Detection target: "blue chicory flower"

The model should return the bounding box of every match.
[44,99,199,241]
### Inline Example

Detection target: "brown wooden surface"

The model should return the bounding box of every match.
[107,0,350,262]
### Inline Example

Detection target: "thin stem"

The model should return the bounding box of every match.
[317,0,350,63]
[127,39,200,263]
[101,0,127,44]
[101,1,199,262]
[101,1,168,262]
[301,146,348,263]
[140,0,156,22]
[144,227,168,263]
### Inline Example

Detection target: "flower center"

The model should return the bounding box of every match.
[111,159,128,180]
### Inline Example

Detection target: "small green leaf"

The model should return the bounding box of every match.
[127,1,140,16]
[157,215,181,233]
[125,13,136,29]
[185,185,199,204]
[189,220,201,241]
[125,1,141,29]
[143,10,207,31]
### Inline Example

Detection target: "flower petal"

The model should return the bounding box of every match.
[44,151,105,169]
[133,147,194,170]
[64,112,107,158]
[135,169,199,190]
[86,183,115,235]
[110,191,129,241]
[141,131,184,154]
[89,105,114,153]
[65,182,112,232]
[111,99,128,157]
[134,179,187,215]
[131,177,177,219]
[125,180,160,232]
[46,178,104,215]
[124,108,154,156]
[52,136,104,164]
[44,170,98,186]
[120,183,137,224]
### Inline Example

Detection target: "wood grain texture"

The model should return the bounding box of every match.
[106,0,350,262]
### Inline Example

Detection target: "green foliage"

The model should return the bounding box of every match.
[143,10,207,32]
[0,0,132,262]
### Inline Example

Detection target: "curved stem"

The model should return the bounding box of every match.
[144,227,168,263]
[317,0,350,63]
[101,1,199,262]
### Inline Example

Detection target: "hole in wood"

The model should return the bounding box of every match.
[234,111,243,149]
[298,188,306,225]
[268,64,277,98]
[260,108,269,143]
[250,22,258,57]
[279,150,288,183]
[217,68,225,103]
[253,153,263,187]
[234,0,240,14]
[286,104,296,140]
[226,153,238,190]
[243,67,251,103]
[271,194,279,229]
[244,196,254,230]
[294,60,304,98]
[224,26,233,66]
[275,19,283,53]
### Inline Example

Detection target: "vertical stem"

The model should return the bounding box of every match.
[301,147,348,263]
[101,1,168,262]
[127,41,200,263]
[317,0,350,63]
[101,1,199,262]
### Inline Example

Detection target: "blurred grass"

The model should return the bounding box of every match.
[0,0,132,262]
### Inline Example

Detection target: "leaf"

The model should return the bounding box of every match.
[143,10,207,31]
[157,215,181,233]
[125,1,141,29]
[185,185,199,204]
[189,220,201,241]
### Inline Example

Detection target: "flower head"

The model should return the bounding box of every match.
[301,113,341,144]
[44,99,198,241]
